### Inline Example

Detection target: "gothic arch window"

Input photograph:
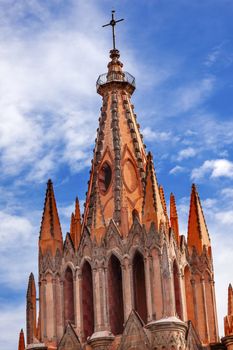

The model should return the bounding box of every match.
[184,265,195,323]
[173,260,182,319]
[64,267,75,324]
[133,251,147,323]
[108,254,124,335]
[82,261,94,340]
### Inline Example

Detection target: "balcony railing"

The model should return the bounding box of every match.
[96,71,136,90]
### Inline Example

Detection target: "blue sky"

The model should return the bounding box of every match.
[0,1,232,348]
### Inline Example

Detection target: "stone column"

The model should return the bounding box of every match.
[201,276,210,342]
[177,271,185,320]
[103,265,110,329]
[122,256,133,321]
[40,278,47,340]
[147,317,187,350]
[211,279,219,341]
[99,265,109,330]
[45,274,55,341]
[52,277,57,341]
[144,251,153,322]
[191,278,198,329]
[92,265,101,332]
[89,263,114,349]
[74,267,82,338]
[151,249,163,319]
[55,277,63,341]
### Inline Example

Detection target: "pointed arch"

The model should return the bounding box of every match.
[81,260,94,340]
[133,251,147,323]
[184,265,195,323]
[64,267,75,324]
[108,254,124,335]
[173,260,182,319]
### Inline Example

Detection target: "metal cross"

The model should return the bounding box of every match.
[102,10,124,50]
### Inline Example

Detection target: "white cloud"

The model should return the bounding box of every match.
[0,211,33,248]
[0,303,26,350]
[191,159,233,180]
[169,165,186,175]
[177,147,197,161]
[0,209,38,289]
[0,1,108,182]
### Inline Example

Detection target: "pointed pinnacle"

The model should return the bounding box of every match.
[27,273,35,298]
[228,283,233,315]
[75,197,81,220]
[18,328,25,350]
[170,193,178,218]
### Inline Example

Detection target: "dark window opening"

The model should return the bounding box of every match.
[133,252,147,323]
[82,261,94,340]
[64,267,75,324]
[108,255,124,335]
[99,162,112,194]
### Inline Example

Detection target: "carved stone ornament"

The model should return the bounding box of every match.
[58,323,82,350]
[118,310,151,350]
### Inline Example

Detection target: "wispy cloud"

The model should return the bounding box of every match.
[173,77,215,113]
[169,165,186,175]
[142,127,172,142]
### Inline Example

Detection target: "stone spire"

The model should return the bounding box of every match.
[70,197,82,249]
[142,152,167,231]
[83,48,147,241]
[223,284,233,349]
[39,179,63,255]
[18,329,25,350]
[26,273,37,345]
[170,193,179,242]
[187,184,210,255]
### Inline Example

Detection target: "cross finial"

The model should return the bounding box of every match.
[102,10,124,50]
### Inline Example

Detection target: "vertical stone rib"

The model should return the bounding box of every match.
[111,91,122,224]
[122,93,146,185]
[86,96,108,228]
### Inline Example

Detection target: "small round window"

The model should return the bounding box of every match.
[98,162,112,194]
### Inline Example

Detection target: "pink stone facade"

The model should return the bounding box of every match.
[17,47,232,350]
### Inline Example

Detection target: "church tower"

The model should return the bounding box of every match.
[21,11,223,350]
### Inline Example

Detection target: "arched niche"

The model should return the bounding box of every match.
[64,267,75,324]
[82,261,94,340]
[108,254,124,335]
[132,251,147,323]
